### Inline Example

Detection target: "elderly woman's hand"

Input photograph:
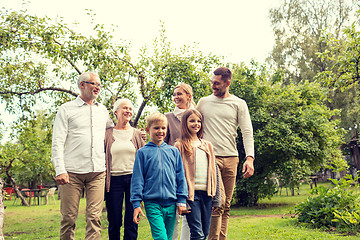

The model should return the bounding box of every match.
[141,129,147,141]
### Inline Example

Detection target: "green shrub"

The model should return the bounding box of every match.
[294,174,360,232]
[333,209,360,234]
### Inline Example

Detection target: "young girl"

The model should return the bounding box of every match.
[175,109,221,240]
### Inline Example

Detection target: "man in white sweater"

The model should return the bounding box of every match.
[197,67,255,240]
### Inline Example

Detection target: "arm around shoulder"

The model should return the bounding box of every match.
[133,128,146,148]
[196,97,204,111]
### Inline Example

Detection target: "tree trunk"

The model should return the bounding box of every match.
[0,177,5,240]
[133,99,148,127]
[6,172,29,207]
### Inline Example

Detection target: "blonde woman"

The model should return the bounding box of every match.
[164,83,195,240]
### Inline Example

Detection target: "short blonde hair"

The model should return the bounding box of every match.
[112,98,133,114]
[146,112,167,129]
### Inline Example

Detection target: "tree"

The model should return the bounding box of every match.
[127,24,217,125]
[268,0,358,83]
[229,62,346,206]
[0,142,30,206]
[0,10,218,127]
[0,111,54,206]
[316,12,360,141]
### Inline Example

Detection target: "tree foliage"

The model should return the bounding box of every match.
[0,111,54,206]
[0,112,54,186]
[0,9,133,115]
[316,11,360,141]
[133,25,217,117]
[268,0,358,83]
[317,23,360,89]
[229,62,346,206]
[0,9,218,126]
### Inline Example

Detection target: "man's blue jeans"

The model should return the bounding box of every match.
[186,190,213,240]
[105,174,138,240]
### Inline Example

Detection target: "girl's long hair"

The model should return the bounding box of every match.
[178,109,204,156]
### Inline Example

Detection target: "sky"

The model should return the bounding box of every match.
[1,0,281,63]
[0,0,281,139]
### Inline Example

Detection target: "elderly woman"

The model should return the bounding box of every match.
[164,83,195,240]
[104,99,145,240]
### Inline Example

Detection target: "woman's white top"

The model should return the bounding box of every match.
[110,128,136,176]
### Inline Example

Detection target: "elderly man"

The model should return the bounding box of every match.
[197,67,255,240]
[51,72,113,239]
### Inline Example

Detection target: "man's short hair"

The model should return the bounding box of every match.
[77,72,99,89]
[213,67,232,82]
[146,112,167,129]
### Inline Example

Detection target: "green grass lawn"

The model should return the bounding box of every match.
[3,182,359,239]
[231,181,328,217]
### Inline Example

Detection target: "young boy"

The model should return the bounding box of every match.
[130,112,188,240]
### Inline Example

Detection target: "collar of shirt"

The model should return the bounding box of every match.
[75,96,99,107]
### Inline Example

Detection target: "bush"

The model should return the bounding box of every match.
[294,174,360,233]
[333,209,360,234]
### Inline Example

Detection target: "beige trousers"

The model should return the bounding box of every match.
[59,172,105,240]
[208,156,239,240]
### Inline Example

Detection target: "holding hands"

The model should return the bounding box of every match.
[178,205,190,216]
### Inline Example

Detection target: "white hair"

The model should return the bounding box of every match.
[112,98,133,115]
[77,72,99,89]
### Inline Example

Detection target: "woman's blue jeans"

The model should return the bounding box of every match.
[186,190,213,240]
[105,174,138,240]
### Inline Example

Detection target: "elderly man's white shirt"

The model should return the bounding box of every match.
[51,96,114,176]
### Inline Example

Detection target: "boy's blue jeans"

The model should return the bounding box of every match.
[186,190,213,240]
[144,201,177,240]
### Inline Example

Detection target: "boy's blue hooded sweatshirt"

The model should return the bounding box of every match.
[130,141,188,209]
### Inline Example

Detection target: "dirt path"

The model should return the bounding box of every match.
[230,214,295,218]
